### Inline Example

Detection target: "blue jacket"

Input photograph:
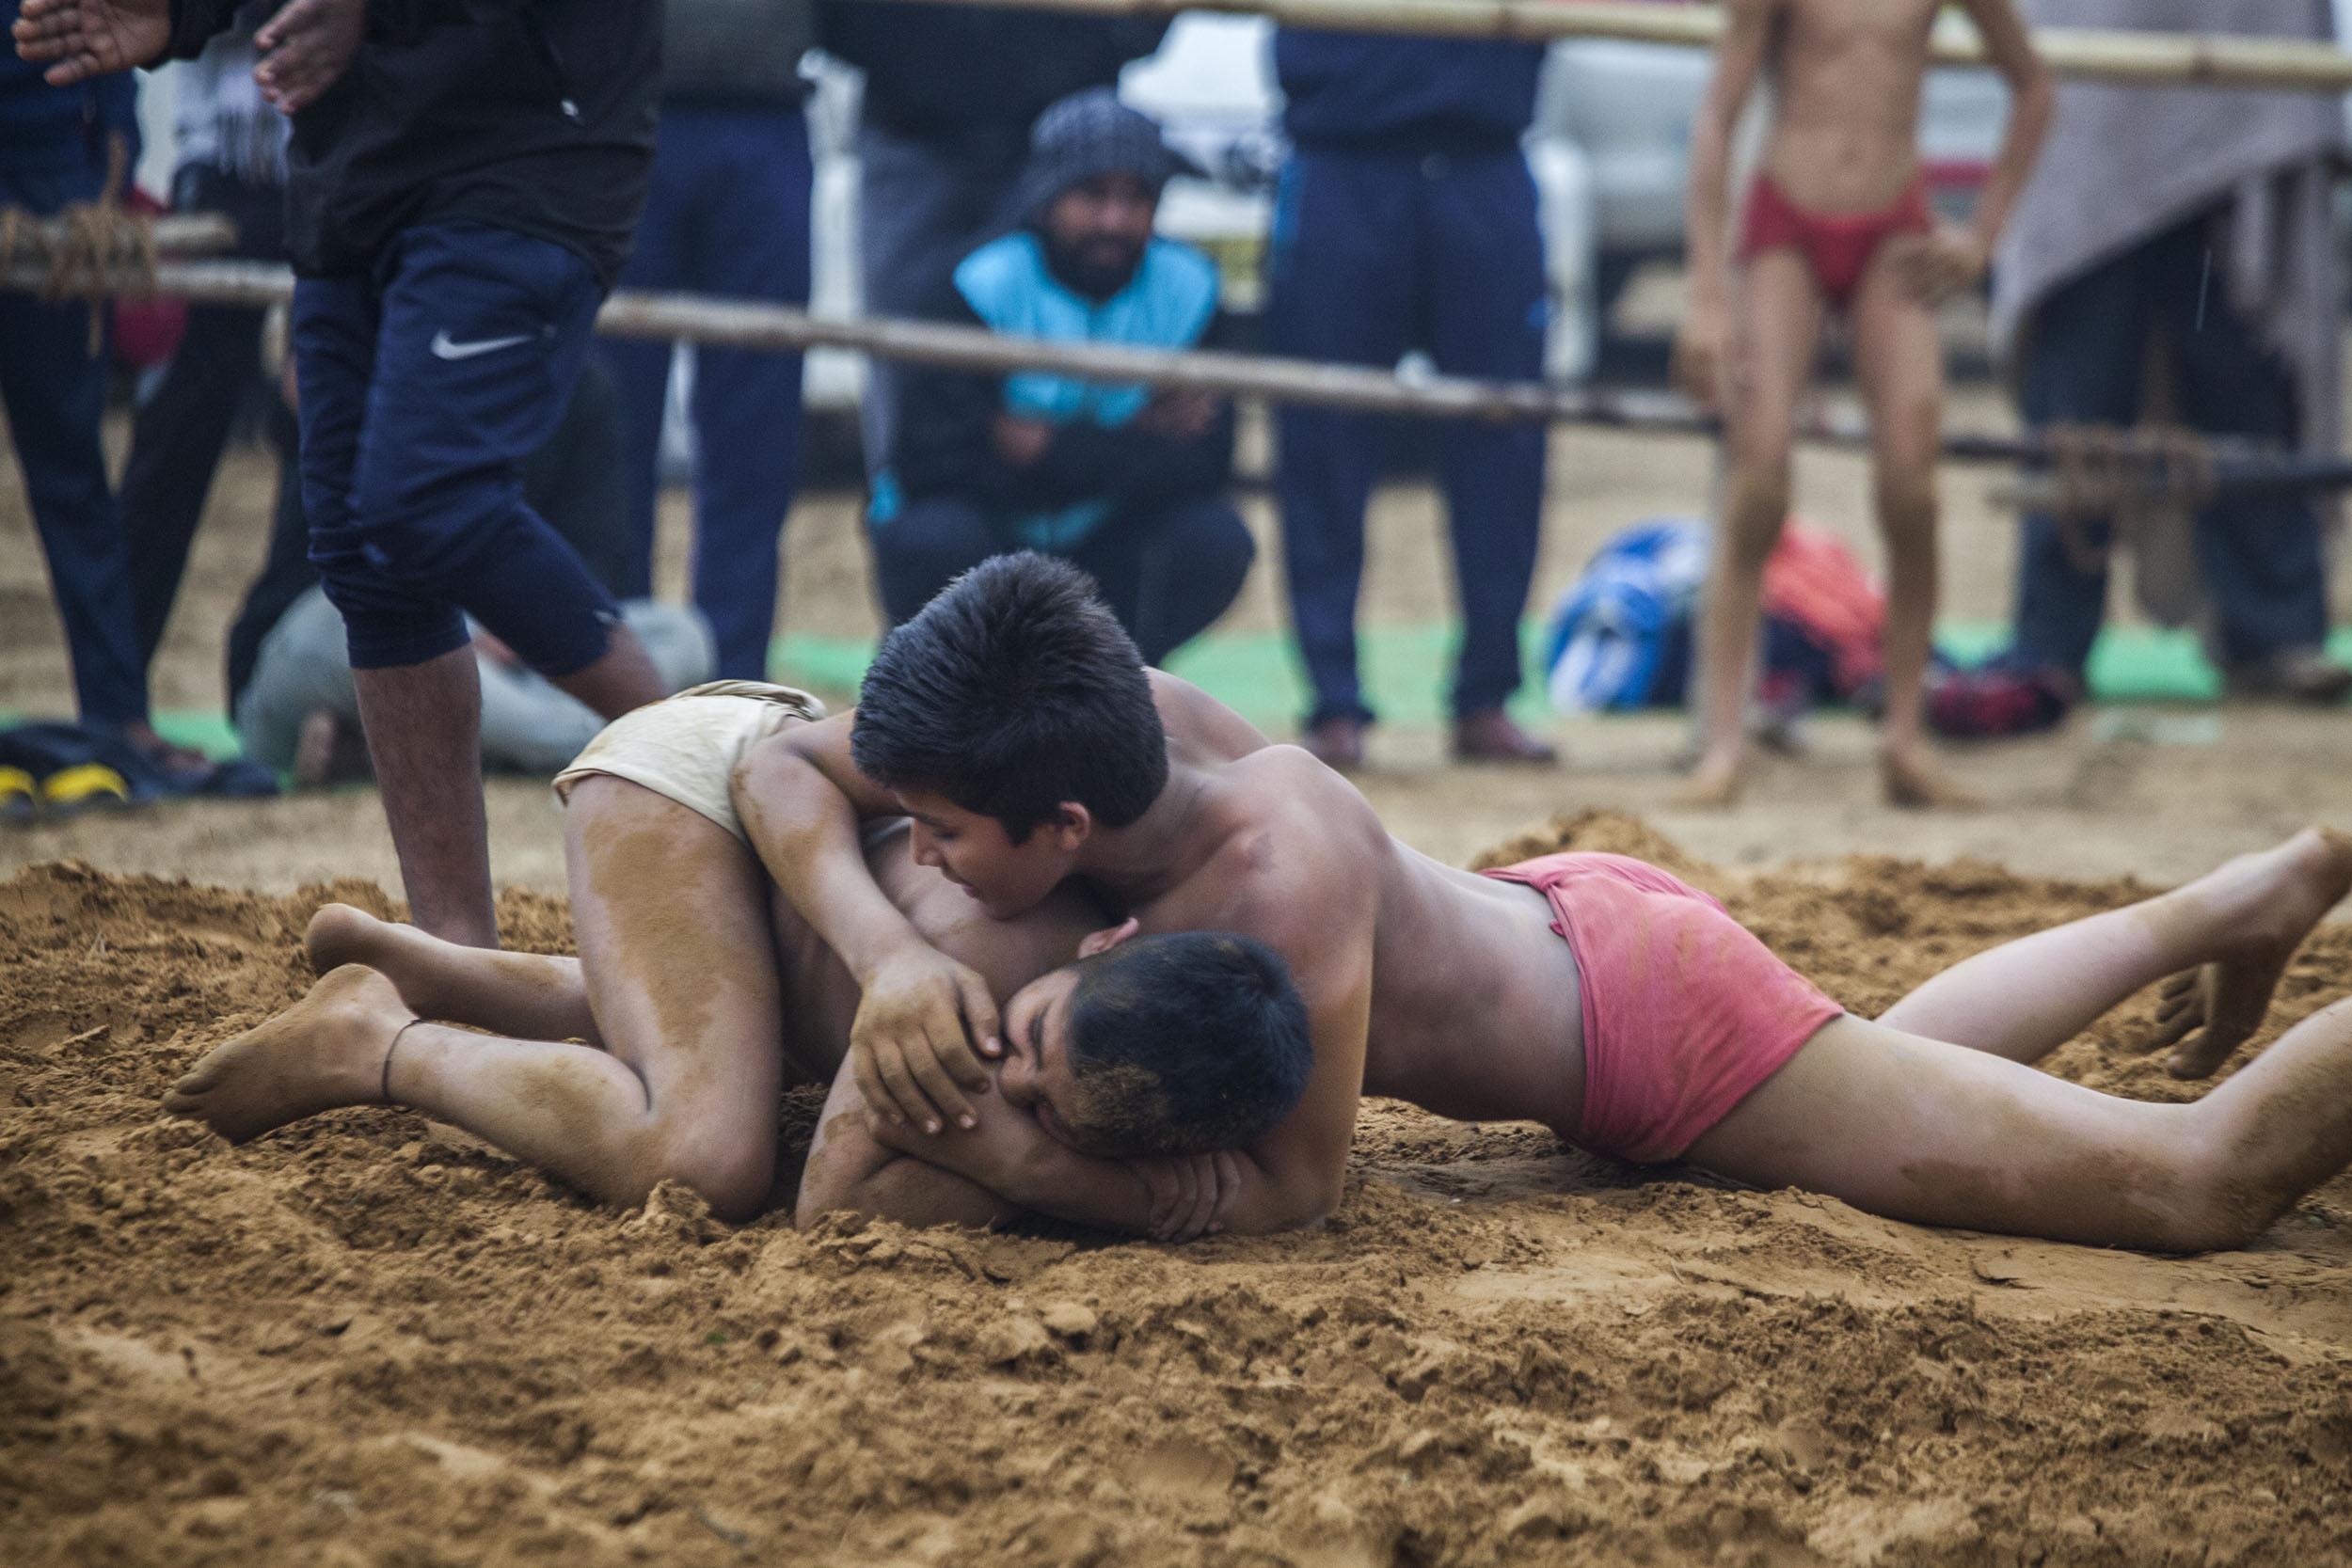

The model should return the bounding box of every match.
[878,230,1234,549]
[1275,29,1541,154]
[1,0,139,179]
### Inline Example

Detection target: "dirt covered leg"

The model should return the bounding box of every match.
[306,902,599,1046]
[1878,828,2352,1066]
[1691,991,2352,1252]
[175,778,791,1220]
[2146,827,2352,1078]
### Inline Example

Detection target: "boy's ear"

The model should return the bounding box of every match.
[1077,917,1140,958]
[1047,800,1093,851]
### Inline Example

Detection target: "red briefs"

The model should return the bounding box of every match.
[1478,851,1844,1164]
[1737,170,1931,309]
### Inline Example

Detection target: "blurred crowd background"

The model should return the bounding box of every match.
[4,0,2351,816]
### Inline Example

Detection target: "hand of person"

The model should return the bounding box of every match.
[1130,1148,1244,1243]
[1671,302,1730,412]
[11,0,169,86]
[1891,226,1989,307]
[1136,388,1220,438]
[991,413,1054,467]
[253,0,363,114]
[849,945,1002,1134]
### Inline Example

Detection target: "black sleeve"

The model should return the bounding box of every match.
[1017,307,1238,507]
[166,0,246,58]
[896,298,1239,514]
[891,286,1025,507]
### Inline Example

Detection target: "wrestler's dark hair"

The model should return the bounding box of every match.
[1061,932,1313,1155]
[850,553,1168,842]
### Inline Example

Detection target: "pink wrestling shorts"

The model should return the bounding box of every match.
[1478,851,1844,1164]
[1738,170,1932,309]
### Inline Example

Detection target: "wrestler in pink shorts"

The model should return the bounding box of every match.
[1479,851,1844,1164]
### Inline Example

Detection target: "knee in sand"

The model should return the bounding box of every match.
[612,1117,777,1224]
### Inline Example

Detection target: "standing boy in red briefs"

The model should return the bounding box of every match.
[1673,0,2051,807]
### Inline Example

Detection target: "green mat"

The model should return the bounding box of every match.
[777,620,2352,733]
[0,710,247,763]
[10,620,2346,764]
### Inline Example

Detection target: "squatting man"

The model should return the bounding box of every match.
[172,558,2352,1255]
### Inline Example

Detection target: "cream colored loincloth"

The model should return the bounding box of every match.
[552,680,828,844]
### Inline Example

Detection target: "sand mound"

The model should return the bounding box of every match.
[7,818,2352,1565]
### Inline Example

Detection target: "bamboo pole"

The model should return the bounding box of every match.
[3,256,2315,497]
[866,0,2352,92]
[10,255,1693,426]
[0,212,240,257]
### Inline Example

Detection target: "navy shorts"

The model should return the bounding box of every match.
[293,220,622,674]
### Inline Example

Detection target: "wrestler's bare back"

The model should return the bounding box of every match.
[1132,677,1591,1132]
[1753,0,1942,214]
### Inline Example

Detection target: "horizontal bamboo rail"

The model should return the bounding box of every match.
[8,254,1708,426]
[7,256,2329,502]
[0,212,237,257]
[869,0,2352,92]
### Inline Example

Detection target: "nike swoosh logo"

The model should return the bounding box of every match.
[431,330,534,361]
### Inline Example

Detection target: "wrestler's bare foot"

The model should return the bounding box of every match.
[2148,828,2352,1079]
[164,964,412,1142]
[305,902,401,974]
[1881,742,1982,811]
[1674,752,1743,810]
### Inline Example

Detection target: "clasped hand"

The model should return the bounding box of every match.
[850,946,1000,1134]
[1129,1148,1244,1243]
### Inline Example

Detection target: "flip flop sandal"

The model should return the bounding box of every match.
[0,765,36,825]
[40,762,133,817]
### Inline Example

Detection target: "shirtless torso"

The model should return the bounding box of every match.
[747,670,1592,1233]
[1671,0,2048,811]
[1754,0,1940,214]
[1113,706,1585,1129]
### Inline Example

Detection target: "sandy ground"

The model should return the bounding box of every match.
[8,810,2352,1565]
[7,362,2352,1563]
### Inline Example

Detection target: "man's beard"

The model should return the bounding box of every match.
[1043,231,1147,301]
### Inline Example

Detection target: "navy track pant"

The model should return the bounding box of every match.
[293,220,621,675]
[2013,211,2329,676]
[1266,144,1548,725]
[609,104,813,680]
[0,163,147,725]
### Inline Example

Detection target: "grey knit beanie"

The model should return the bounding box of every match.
[1012,87,1199,222]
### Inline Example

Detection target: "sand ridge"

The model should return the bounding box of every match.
[6,814,2352,1565]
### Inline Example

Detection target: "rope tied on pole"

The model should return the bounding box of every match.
[2040,422,2217,571]
[0,135,158,355]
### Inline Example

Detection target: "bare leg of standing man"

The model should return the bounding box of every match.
[353,622,663,949]
[298,223,668,949]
